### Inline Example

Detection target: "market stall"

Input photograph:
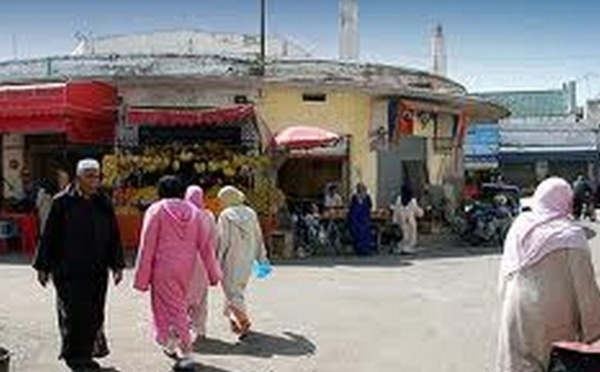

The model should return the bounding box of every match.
[0,81,118,255]
[271,126,394,256]
[106,104,285,250]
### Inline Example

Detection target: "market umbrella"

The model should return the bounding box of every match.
[272,126,341,149]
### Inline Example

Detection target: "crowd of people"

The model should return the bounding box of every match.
[293,181,426,257]
[33,159,269,371]
[30,157,600,372]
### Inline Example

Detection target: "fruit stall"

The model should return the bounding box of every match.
[105,104,286,250]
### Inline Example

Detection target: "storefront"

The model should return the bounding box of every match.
[0,81,117,255]
[499,150,597,189]
[273,127,350,207]
[376,97,468,206]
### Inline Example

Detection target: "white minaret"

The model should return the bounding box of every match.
[339,0,359,61]
[432,23,447,76]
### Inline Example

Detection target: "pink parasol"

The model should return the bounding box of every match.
[273,126,341,149]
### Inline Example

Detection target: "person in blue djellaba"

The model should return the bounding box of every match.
[348,183,373,256]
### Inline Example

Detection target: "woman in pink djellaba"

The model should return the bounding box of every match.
[134,176,221,371]
[184,185,218,341]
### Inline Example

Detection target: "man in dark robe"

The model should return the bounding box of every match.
[33,159,124,371]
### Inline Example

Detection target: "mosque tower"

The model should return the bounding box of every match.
[432,23,447,76]
[339,0,359,61]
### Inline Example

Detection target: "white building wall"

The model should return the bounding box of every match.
[72,30,310,59]
[117,82,257,108]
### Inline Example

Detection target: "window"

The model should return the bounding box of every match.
[302,93,327,102]
[234,95,248,104]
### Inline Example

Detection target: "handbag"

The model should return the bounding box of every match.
[547,341,600,372]
[253,261,272,280]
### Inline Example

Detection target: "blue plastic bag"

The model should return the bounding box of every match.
[253,261,272,279]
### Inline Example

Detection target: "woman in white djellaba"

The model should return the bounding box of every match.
[216,185,269,339]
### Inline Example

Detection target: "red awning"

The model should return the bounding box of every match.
[273,126,341,149]
[127,105,255,127]
[0,81,117,144]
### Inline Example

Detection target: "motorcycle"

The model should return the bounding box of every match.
[458,201,512,246]
[453,183,520,246]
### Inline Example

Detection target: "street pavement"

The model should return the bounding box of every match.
[1,222,598,372]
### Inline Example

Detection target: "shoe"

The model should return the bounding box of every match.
[230,319,242,334]
[85,360,101,370]
[66,359,86,372]
[162,334,180,360]
[238,331,254,342]
[173,356,195,371]
[66,359,100,371]
[163,348,179,361]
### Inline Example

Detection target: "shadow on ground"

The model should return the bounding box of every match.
[274,255,413,268]
[272,230,506,267]
[275,238,501,267]
[412,245,502,261]
[193,331,316,359]
[170,362,234,372]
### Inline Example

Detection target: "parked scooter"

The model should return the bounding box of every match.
[459,200,512,246]
[452,185,518,246]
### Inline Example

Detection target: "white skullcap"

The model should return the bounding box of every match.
[76,159,100,176]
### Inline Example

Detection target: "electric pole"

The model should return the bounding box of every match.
[260,0,267,76]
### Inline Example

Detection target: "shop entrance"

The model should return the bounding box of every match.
[25,134,109,184]
[277,157,349,207]
[376,137,427,208]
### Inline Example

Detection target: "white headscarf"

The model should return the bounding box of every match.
[218,186,245,207]
[499,177,588,292]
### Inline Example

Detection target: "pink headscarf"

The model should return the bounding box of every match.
[499,177,588,290]
[185,185,216,224]
[185,185,205,209]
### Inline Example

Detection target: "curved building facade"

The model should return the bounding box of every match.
[0,30,507,207]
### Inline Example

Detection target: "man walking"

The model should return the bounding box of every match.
[573,174,593,219]
[33,159,125,371]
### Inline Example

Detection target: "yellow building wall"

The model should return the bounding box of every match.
[257,84,376,198]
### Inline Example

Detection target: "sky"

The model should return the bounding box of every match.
[1,0,600,101]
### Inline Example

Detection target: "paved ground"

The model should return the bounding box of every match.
[0,223,598,372]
